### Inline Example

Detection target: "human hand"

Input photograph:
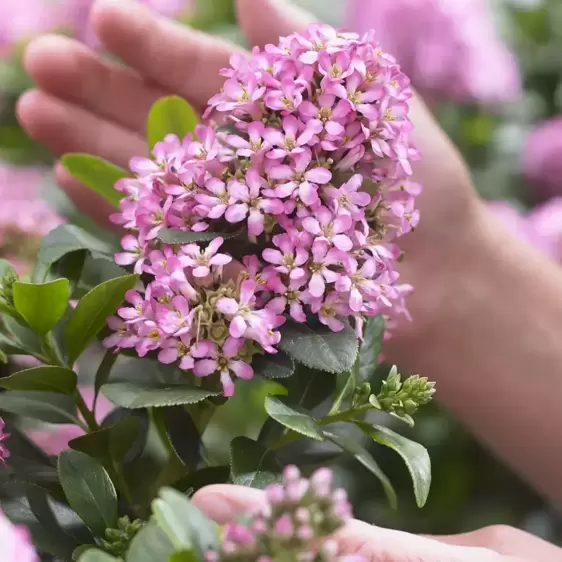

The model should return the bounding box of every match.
[193,484,562,562]
[17,0,479,253]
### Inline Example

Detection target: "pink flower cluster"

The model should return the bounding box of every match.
[107,24,420,396]
[522,117,562,201]
[0,509,37,562]
[207,465,363,562]
[489,198,562,263]
[346,0,522,104]
[0,416,9,466]
[0,164,64,273]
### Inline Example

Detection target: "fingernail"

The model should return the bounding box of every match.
[192,484,265,524]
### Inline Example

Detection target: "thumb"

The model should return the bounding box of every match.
[191,484,509,561]
[235,0,313,48]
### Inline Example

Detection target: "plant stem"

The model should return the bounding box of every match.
[318,404,371,425]
[268,404,372,450]
[74,389,99,432]
[113,460,134,508]
[40,332,64,367]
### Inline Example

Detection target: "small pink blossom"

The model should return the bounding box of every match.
[193,337,253,397]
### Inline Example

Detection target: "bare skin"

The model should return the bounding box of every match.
[15,0,562,557]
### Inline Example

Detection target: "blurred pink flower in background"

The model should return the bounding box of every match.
[26,387,114,455]
[0,164,64,273]
[0,0,191,56]
[346,0,522,104]
[489,198,562,262]
[0,0,65,57]
[0,509,37,562]
[522,117,562,201]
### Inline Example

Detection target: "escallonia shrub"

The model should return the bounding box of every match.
[0,23,434,561]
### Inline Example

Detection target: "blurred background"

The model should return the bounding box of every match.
[1,0,562,544]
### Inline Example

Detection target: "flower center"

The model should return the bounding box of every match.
[319,107,332,122]
[281,96,294,110]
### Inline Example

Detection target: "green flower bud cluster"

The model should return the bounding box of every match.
[0,268,18,306]
[371,366,435,424]
[100,516,145,559]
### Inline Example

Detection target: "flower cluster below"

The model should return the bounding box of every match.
[207,465,363,562]
[107,23,420,396]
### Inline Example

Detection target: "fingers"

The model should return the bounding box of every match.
[90,0,243,109]
[17,90,145,228]
[236,0,313,47]
[17,90,146,166]
[191,484,506,562]
[192,484,265,524]
[430,526,562,562]
[23,34,166,136]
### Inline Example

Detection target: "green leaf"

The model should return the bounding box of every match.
[147,96,199,151]
[323,430,397,509]
[93,350,118,412]
[289,363,336,409]
[12,279,69,334]
[61,153,129,208]
[168,551,198,562]
[52,251,87,298]
[253,351,295,379]
[69,414,144,462]
[157,229,238,245]
[329,370,355,415]
[58,451,118,536]
[1,315,42,354]
[279,319,358,374]
[26,486,79,558]
[153,488,219,556]
[64,274,138,363]
[230,437,281,489]
[0,390,80,425]
[162,406,201,470]
[0,258,15,278]
[78,549,118,562]
[0,366,77,394]
[173,466,230,494]
[102,382,219,409]
[264,396,324,441]
[126,519,175,562]
[101,408,149,463]
[356,423,431,508]
[358,315,385,383]
[35,224,116,282]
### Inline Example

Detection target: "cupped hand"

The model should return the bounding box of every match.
[192,484,562,562]
[17,0,478,251]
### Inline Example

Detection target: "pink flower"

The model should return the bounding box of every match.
[180,238,232,277]
[225,170,285,236]
[305,241,341,298]
[262,233,308,279]
[264,115,317,159]
[345,0,522,104]
[299,94,350,137]
[0,417,9,466]
[0,509,37,562]
[302,206,353,251]
[266,275,308,322]
[522,117,562,201]
[193,337,253,397]
[324,174,371,218]
[264,79,304,112]
[115,235,147,274]
[270,150,332,206]
[227,121,269,158]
